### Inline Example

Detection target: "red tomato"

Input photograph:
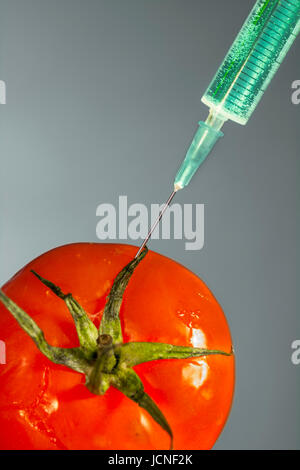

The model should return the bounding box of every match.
[0,243,234,450]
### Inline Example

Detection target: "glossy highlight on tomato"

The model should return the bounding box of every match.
[0,243,234,450]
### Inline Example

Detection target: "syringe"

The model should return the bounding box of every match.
[136,0,300,258]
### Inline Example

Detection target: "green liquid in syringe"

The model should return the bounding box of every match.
[202,0,300,125]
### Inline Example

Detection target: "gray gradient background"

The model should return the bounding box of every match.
[0,0,299,449]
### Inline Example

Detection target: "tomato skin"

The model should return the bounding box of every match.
[0,243,234,450]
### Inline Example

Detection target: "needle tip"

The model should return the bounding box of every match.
[134,189,177,258]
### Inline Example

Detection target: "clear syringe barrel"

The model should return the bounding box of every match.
[202,0,300,125]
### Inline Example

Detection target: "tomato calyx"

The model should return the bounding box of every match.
[0,247,233,449]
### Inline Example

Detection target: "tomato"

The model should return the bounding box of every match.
[0,243,234,450]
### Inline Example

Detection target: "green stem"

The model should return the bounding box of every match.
[99,247,148,343]
[116,342,232,367]
[86,335,117,395]
[0,290,90,374]
[138,393,173,450]
[31,270,98,358]
[112,368,173,450]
